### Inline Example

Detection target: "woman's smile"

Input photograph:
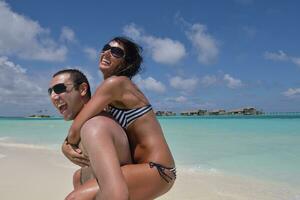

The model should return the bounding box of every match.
[100,57,111,66]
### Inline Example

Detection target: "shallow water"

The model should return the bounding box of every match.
[1,115,300,187]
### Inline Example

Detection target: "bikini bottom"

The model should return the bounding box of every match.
[80,162,177,184]
[149,162,176,183]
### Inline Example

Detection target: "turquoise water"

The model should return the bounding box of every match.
[1,115,300,186]
[161,115,300,185]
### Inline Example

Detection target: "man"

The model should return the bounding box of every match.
[49,69,131,199]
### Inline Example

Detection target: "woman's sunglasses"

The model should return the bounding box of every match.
[48,83,74,96]
[101,44,125,58]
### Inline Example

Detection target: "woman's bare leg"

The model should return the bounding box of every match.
[122,164,175,200]
[65,115,131,200]
[66,163,175,200]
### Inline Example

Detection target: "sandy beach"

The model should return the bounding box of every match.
[1,145,299,200]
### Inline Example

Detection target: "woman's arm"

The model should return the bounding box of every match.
[67,76,124,145]
[61,140,90,166]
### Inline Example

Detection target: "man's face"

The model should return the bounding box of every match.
[49,73,83,120]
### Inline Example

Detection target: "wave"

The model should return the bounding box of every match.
[0,153,6,159]
[176,164,222,175]
[0,141,55,150]
[0,137,10,141]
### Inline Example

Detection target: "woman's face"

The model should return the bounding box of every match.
[99,40,126,78]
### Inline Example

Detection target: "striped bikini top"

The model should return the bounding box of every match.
[107,104,152,129]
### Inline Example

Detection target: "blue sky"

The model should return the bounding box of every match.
[1,0,300,116]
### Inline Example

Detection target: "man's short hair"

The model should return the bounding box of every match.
[53,69,91,98]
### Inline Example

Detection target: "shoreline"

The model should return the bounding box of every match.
[0,145,299,200]
[1,112,300,119]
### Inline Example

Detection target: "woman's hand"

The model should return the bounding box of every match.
[61,140,90,167]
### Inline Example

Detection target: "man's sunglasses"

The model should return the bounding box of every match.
[101,44,125,58]
[48,83,74,96]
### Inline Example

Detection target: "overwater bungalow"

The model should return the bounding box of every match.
[180,110,197,116]
[227,107,263,115]
[155,111,176,116]
[209,109,226,115]
[180,107,263,116]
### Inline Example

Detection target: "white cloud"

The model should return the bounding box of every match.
[283,88,300,97]
[186,23,219,65]
[168,74,241,90]
[133,75,166,93]
[123,23,186,65]
[0,1,67,61]
[60,26,76,43]
[161,96,215,112]
[123,23,143,40]
[264,50,288,61]
[84,47,98,60]
[0,56,46,104]
[145,37,186,65]
[169,76,198,91]
[291,57,300,66]
[163,96,188,104]
[264,50,300,67]
[223,74,243,89]
[201,75,217,87]
[174,96,187,103]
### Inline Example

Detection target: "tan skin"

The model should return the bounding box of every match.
[64,40,175,199]
[50,73,132,200]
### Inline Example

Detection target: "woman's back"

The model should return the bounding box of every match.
[108,76,174,166]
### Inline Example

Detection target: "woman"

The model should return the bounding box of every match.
[65,37,176,200]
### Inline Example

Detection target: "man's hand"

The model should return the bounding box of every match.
[62,140,90,167]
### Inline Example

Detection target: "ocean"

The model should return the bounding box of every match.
[1,115,300,188]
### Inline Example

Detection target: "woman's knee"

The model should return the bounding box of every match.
[80,116,127,149]
[80,116,114,140]
[82,117,131,165]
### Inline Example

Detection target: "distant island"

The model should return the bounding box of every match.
[155,107,264,116]
[27,114,50,118]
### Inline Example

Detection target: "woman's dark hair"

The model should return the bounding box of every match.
[111,36,143,79]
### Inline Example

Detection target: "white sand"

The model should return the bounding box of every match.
[0,146,75,200]
[161,169,300,200]
[0,145,299,200]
